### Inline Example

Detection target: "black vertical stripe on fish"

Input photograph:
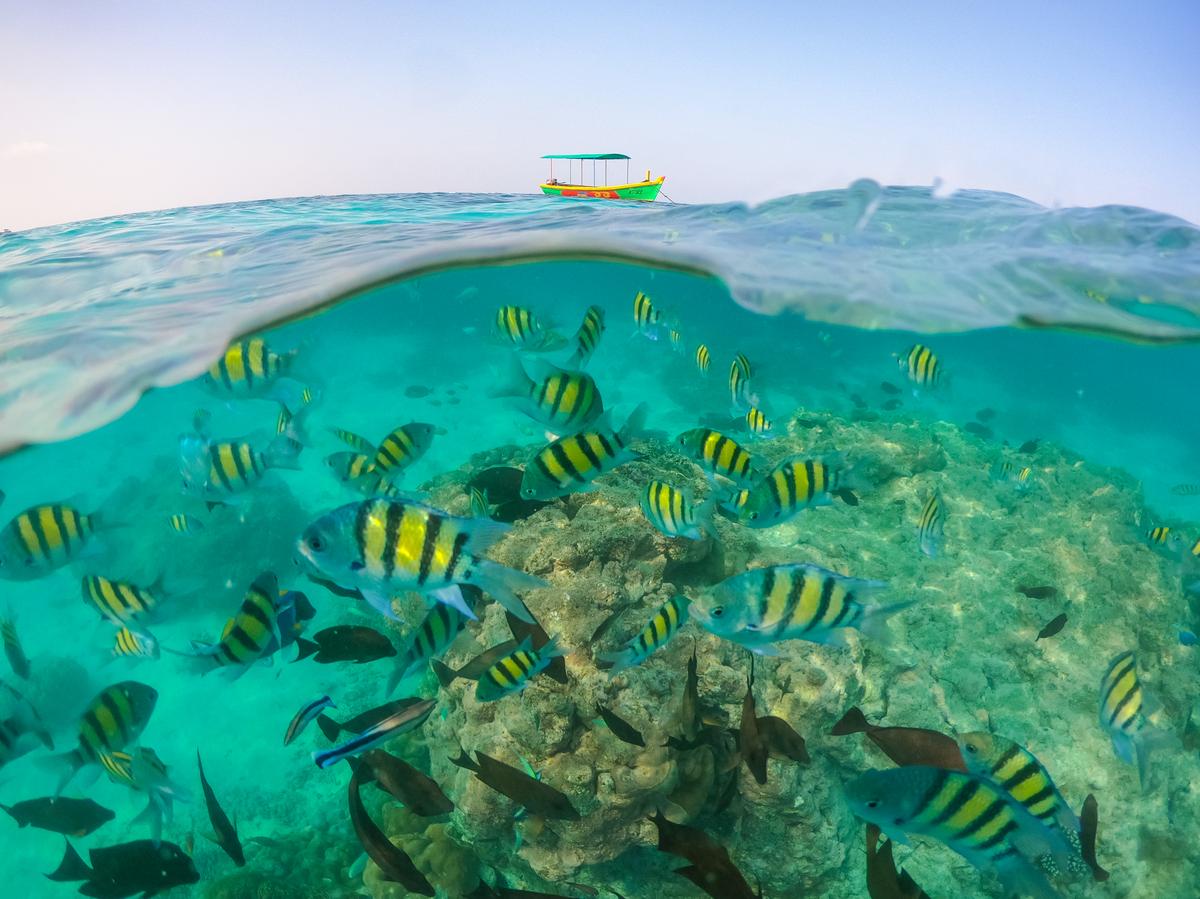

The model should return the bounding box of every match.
[1080,793,1110,882]
[596,706,645,747]
[348,765,434,895]
[1036,613,1068,640]
[505,604,567,685]
[197,751,245,866]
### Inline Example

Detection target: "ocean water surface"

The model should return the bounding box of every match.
[0,187,1199,898]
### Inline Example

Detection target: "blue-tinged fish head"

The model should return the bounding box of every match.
[736,485,779,528]
[844,768,929,845]
[178,434,212,495]
[518,464,562,502]
[296,503,364,582]
[113,681,159,726]
[955,731,1002,779]
[688,590,756,640]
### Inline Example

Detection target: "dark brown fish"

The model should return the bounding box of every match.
[1018,438,1040,454]
[1080,793,1110,882]
[596,705,645,747]
[880,381,901,395]
[359,749,454,817]
[649,811,757,899]
[492,499,554,523]
[457,640,520,680]
[349,764,434,895]
[507,604,567,685]
[830,707,966,771]
[834,487,859,506]
[46,839,198,895]
[794,417,821,428]
[882,399,902,411]
[2,796,113,837]
[589,602,633,645]
[297,625,396,664]
[756,716,810,764]
[404,384,432,398]
[963,422,993,439]
[432,659,458,688]
[975,408,996,422]
[318,697,428,740]
[866,823,930,899]
[1018,584,1059,600]
[680,645,700,743]
[470,752,580,820]
[851,393,867,409]
[714,768,740,814]
[467,467,526,506]
[740,671,767,785]
[306,573,365,600]
[197,751,244,866]
[1036,613,1068,640]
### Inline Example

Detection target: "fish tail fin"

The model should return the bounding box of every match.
[830,706,871,736]
[385,658,422,696]
[619,402,650,444]
[131,799,165,846]
[45,840,92,883]
[276,396,316,447]
[265,433,304,470]
[293,637,319,662]
[858,598,917,643]
[464,561,545,623]
[487,354,533,400]
[36,749,85,795]
[595,645,637,673]
[994,851,1061,899]
[316,714,341,742]
[539,635,568,661]
[1134,726,1175,792]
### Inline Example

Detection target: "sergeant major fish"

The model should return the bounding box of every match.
[566,305,606,368]
[729,353,758,409]
[372,422,436,476]
[474,636,568,702]
[917,491,945,558]
[179,432,301,503]
[297,499,544,623]
[81,574,162,627]
[490,357,604,432]
[745,407,773,438]
[184,573,286,676]
[46,681,158,793]
[2,612,30,679]
[99,747,191,846]
[1098,651,1168,788]
[897,343,942,389]
[633,290,666,341]
[520,405,648,501]
[675,428,756,488]
[738,454,850,527]
[691,563,913,653]
[597,595,690,672]
[0,503,104,581]
[387,601,466,695]
[695,343,710,373]
[493,305,567,352]
[640,481,711,540]
[203,336,297,400]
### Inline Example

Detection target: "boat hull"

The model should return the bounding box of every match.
[540,177,664,202]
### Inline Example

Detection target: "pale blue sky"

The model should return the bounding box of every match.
[2,1,1197,230]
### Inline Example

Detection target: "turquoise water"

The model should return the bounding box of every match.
[1,188,1199,898]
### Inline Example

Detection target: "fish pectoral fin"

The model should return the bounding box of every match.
[749,643,782,657]
[430,585,478,621]
[361,590,401,620]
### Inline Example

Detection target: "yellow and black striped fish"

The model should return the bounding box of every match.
[958,732,1088,876]
[1144,525,1183,553]
[640,481,706,540]
[112,627,160,660]
[716,486,750,522]
[59,681,158,783]
[739,455,845,527]
[675,428,755,487]
[331,428,376,454]
[898,344,942,388]
[326,451,378,484]
[567,305,606,368]
[168,514,204,535]
[846,766,1070,895]
[669,329,683,352]
[917,492,945,558]
[297,499,545,623]
[520,405,648,501]
[492,357,604,432]
[729,355,756,408]
[82,575,161,626]
[632,290,667,341]
[179,434,300,500]
[695,344,710,373]
[1099,650,1159,785]
[388,602,467,694]
[193,573,282,672]
[373,422,435,474]
[693,562,909,650]
[204,337,294,397]
[597,595,690,672]
[474,635,566,701]
[0,504,99,581]
[745,407,772,437]
[493,305,566,351]
[2,613,30,679]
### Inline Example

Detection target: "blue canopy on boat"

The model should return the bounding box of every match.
[541,153,630,160]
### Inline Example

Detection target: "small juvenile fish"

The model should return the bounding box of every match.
[882,398,902,411]
[1145,525,1184,553]
[830,706,965,770]
[468,486,491,519]
[167,513,204,535]
[846,767,1071,898]
[640,481,708,540]
[728,354,757,409]
[491,357,604,431]
[313,698,436,768]
[1,612,30,679]
[0,503,101,581]
[897,344,942,388]
[1080,794,1110,881]
[917,491,945,558]
[1170,483,1200,496]
[1037,613,1068,640]
[82,574,161,626]
[297,498,544,622]
[633,290,666,341]
[372,422,435,475]
[2,796,114,837]
[1098,651,1163,787]
[1017,584,1058,600]
[675,428,755,487]
[47,839,198,896]
[331,427,376,454]
[284,695,335,746]
[1018,438,1040,454]
[992,460,1033,488]
[493,305,565,352]
[738,455,848,527]
[112,627,160,660]
[520,405,647,500]
[387,602,466,694]
[197,750,244,866]
[297,625,396,664]
[566,305,606,368]
[597,595,689,672]
[474,636,567,702]
[596,705,645,747]
[695,343,710,373]
[745,406,772,437]
[692,564,912,652]
[203,337,295,399]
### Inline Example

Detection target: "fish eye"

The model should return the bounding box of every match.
[711,606,725,618]
[307,535,323,551]
[865,800,879,809]
[749,512,759,520]
[965,744,978,754]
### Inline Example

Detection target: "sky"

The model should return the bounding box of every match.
[2,0,1198,231]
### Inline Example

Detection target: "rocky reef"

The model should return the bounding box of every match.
[358,407,1200,898]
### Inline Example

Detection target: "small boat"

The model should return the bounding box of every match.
[540,153,665,202]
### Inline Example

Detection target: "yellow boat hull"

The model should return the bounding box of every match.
[540,177,664,202]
